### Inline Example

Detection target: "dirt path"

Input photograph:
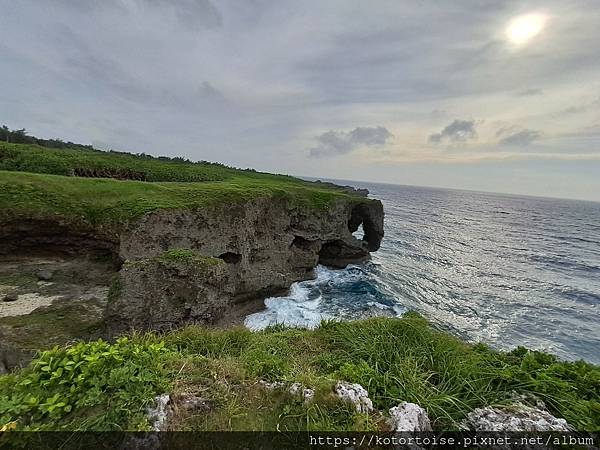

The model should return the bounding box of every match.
[0,289,62,317]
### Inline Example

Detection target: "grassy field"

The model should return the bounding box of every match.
[0,143,366,229]
[1,314,598,432]
[0,141,242,182]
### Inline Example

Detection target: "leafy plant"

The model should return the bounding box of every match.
[0,338,170,430]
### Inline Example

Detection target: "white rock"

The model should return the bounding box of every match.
[302,388,315,403]
[463,403,571,431]
[259,380,285,390]
[335,381,373,414]
[289,382,303,395]
[289,382,315,403]
[146,394,171,431]
[388,402,432,432]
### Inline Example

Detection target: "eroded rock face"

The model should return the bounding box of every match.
[463,403,571,431]
[0,218,119,259]
[107,196,384,334]
[0,192,383,338]
[106,255,232,335]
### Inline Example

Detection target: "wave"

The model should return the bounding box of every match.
[244,265,405,331]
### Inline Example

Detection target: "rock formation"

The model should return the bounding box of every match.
[388,402,432,432]
[104,196,383,334]
[463,403,571,431]
[334,381,374,414]
[0,186,383,366]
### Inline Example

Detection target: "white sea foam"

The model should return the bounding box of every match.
[244,264,405,331]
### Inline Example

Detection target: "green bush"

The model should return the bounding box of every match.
[0,338,170,430]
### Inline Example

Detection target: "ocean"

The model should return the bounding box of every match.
[245,181,600,364]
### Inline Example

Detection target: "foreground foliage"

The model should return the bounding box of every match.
[1,314,598,431]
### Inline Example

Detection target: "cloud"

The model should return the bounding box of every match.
[515,88,543,96]
[1,1,600,200]
[499,129,542,146]
[54,0,222,29]
[155,0,222,29]
[310,126,393,158]
[429,120,477,144]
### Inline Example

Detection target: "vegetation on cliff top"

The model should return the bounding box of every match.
[0,142,369,231]
[156,249,224,267]
[121,249,225,272]
[0,170,361,228]
[1,314,598,432]
[0,141,242,183]
[0,126,257,182]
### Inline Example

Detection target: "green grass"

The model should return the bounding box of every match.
[1,314,598,432]
[0,142,368,230]
[0,141,239,182]
[0,302,106,351]
[156,249,224,267]
[0,170,364,231]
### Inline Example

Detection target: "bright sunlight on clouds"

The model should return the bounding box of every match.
[506,13,547,45]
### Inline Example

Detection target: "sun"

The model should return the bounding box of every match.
[506,13,547,45]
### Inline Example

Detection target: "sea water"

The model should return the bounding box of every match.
[245,182,600,364]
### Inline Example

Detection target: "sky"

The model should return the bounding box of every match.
[1,1,599,201]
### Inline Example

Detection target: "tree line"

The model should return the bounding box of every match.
[1,125,94,151]
[0,125,253,170]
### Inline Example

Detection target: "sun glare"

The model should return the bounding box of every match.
[506,13,546,45]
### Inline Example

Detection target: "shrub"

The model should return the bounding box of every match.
[0,338,170,430]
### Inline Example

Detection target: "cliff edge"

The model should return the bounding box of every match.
[106,195,383,335]
[0,141,383,339]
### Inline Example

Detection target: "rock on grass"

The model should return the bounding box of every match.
[388,402,432,432]
[463,403,571,431]
[335,381,373,414]
[34,268,54,281]
[2,291,18,302]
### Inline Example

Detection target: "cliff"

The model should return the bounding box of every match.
[1,142,598,435]
[107,195,383,335]
[0,141,383,342]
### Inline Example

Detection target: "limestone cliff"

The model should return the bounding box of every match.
[105,196,383,335]
[0,188,383,339]
[0,141,385,371]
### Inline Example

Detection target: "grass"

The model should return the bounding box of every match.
[0,302,106,351]
[1,313,598,432]
[0,170,364,230]
[119,250,225,279]
[0,141,240,182]
[0,142,370,231]
[156,249,224,268]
